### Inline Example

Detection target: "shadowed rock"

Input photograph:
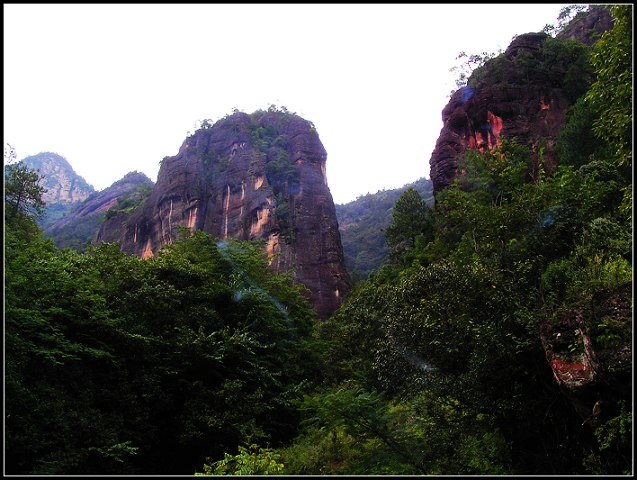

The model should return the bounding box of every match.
[97,109,350,319]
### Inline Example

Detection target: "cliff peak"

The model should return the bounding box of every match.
[98,109,349,318]
[429,7,613,196]
[19,151,94,205]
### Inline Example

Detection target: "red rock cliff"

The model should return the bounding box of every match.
[98,110,350,319]
[429,8,613,196]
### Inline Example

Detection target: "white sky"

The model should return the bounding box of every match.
[4,3,570,204]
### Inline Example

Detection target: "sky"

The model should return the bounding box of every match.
[4,3,571,204]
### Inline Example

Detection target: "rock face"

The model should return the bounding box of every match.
[20,152,94,205]
[556,5,614,46]
[49,171,154,231]
[45,171,154,251]
[428,7,613,196]
[539,283,632,426]
[97,110,350,318]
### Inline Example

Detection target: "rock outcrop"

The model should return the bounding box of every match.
[20,152,94,205]
[97,110,350,318]
[19,151,95,230]
[50,171,153,229]
[539,283,632,426]
[555,5,614,46]
[428,7,613,196]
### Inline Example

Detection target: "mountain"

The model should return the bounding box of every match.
[97,109,350,319]
[426,6,623,430]
[19,152,95,228]
[43,172,154,251]
[428,6,613,196]
[336,177,433,283]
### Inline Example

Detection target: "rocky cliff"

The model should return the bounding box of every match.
[555,5,614,46]
[427,6,623,428]
[20,152,94,205]
[97,109,350,318]
[539,282,631,427]
[45,171,154,251]
[428,7,613,195]
[20,152,96,229]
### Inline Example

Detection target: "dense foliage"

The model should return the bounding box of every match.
[272,6,632,475]
[5,216,319,473]
[5,6,631,476]
[585,5,632,166]
[305,135,631,474]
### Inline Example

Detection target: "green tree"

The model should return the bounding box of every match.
[543,5,590,36]
[4,161,46,226]
[280,383,509,475]
[5,225,320,474]
[196,444,284,475]
[586,5,633,166]
[384,187,433,262]
[318,126,631,474]
[449,49,501,95]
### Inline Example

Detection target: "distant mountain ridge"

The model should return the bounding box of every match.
[335,177,433,283]
[43,171,154,251]
[25,146,434,286]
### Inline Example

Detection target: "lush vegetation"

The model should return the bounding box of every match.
[6,203,320,473]
[5,6,631,476]
[279,7,631,474]
[336,177,433,283]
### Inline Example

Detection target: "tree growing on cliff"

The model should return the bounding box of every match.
[543,4,590,36]
[448,49,501,96]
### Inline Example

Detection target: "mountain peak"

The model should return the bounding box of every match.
[20,152,94,205]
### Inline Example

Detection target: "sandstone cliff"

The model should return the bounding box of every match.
[428,7,613,195]
[97,109,350,318]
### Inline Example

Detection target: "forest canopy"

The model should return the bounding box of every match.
[4,5,632,476]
